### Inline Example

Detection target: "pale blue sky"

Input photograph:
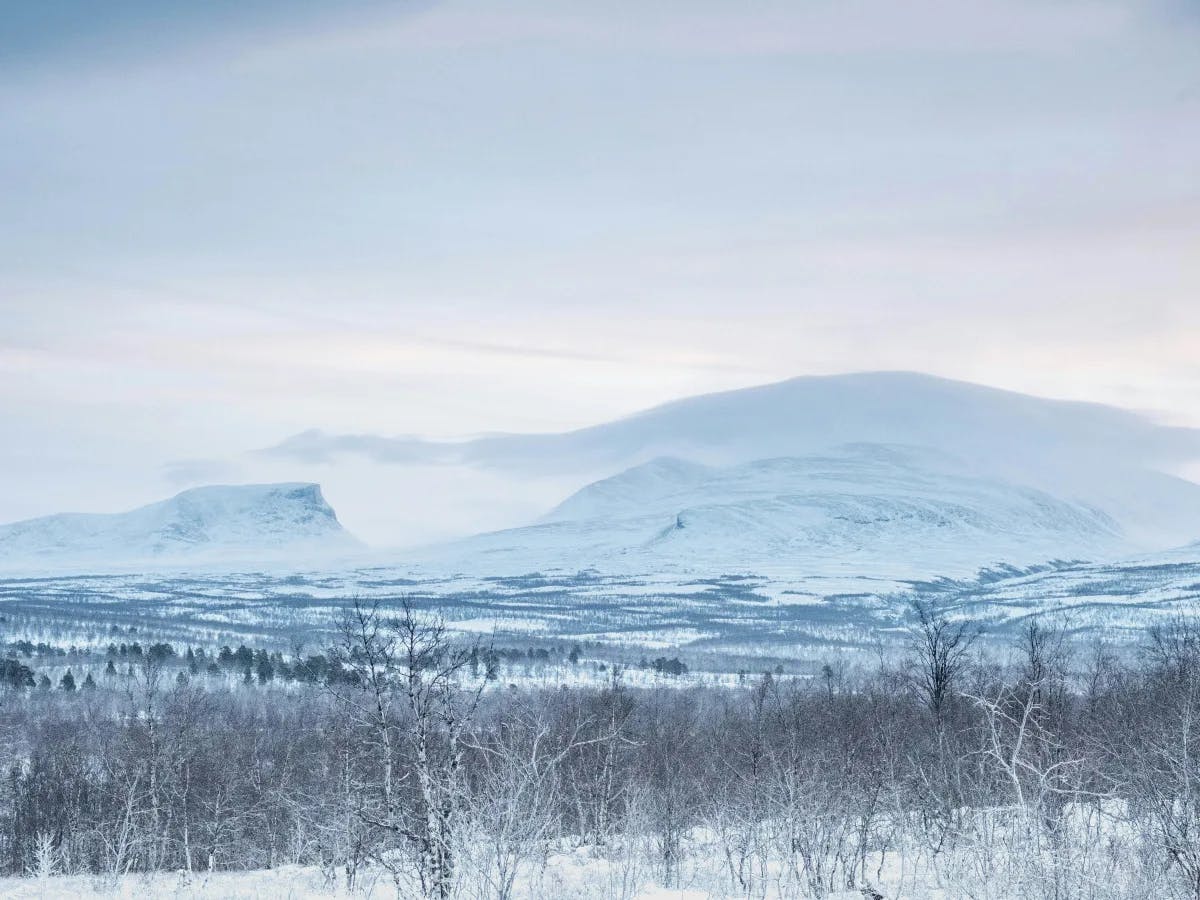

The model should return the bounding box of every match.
[1,0,1198,542]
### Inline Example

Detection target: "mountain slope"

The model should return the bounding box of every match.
[426,445,1130,581]
[0,483,360,567]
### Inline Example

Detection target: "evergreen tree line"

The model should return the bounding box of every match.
[4,636,601,695]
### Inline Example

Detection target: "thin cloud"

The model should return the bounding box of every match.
[162,458,245,486]
[257,430,456,466]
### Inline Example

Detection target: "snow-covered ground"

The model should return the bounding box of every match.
[0,815,1166,900]
[0,846,985,900]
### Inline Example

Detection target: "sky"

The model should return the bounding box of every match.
[1,0,1198,545]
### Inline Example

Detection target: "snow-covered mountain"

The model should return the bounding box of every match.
[388,374,1200,580]
[268,372,1200,552]
[13,373,1198,581]
[0,483,360,569]
[423,445,1136,581]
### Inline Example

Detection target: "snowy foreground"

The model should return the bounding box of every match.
[0,811,1177,900]
[0,855,877,900]
[4,590,1197,900]
[0,853,933,900]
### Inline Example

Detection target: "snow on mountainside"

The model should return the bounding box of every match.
[397,375,1200,581]
[268,373,1200,552]
[424,445,1131,580]
[0,483,360,568]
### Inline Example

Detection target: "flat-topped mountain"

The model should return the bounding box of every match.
[0,483,360,568]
